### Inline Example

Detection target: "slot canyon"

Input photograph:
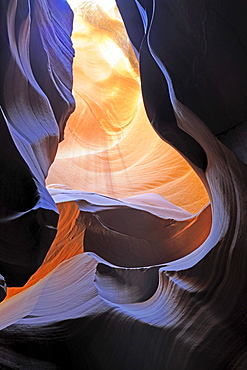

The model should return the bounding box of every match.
[0,0,247,369]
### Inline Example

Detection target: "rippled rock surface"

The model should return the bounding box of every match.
[0,0,74,289]
[1,1,247,369]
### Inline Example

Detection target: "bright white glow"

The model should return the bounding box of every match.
[99,38,126,68]
[67,0,116,14]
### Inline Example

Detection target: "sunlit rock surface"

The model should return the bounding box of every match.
[1,0,247,369]
[46,2,208,214]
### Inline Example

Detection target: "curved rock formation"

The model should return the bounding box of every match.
[46,3,208,214]
[1,1,247,369]
[0,0,75,290]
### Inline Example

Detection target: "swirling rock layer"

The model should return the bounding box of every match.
[1,1,247,370]
[0,0,74,288]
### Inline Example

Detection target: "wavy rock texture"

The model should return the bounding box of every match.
[1,0,247,370]
[0,0,75,290]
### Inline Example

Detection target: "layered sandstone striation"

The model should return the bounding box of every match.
[1,1,247,369]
